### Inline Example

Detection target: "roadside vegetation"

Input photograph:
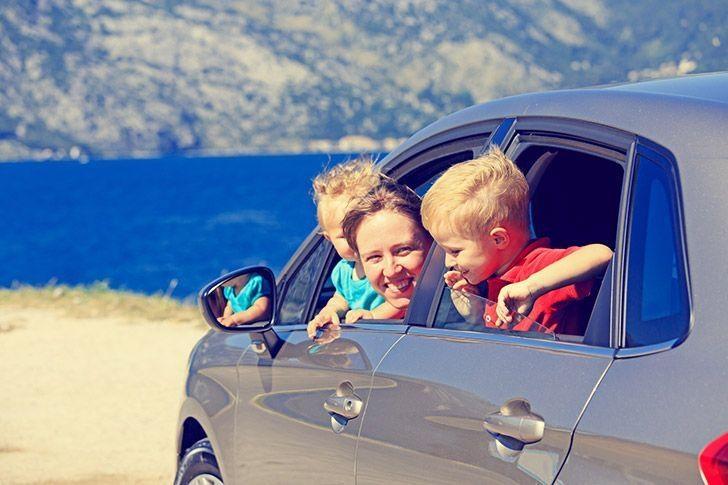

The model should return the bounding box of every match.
[0,282,202,325]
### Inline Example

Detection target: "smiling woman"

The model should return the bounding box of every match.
[342,180,433,314]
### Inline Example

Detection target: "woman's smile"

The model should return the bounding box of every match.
[356,210,431,309]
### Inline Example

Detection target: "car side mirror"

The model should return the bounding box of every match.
[199,266,277,332]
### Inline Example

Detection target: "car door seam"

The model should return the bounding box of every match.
[551,353,615,484]
[352,331,408,484]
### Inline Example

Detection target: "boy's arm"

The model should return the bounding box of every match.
[345,300,403,323]
[307,292,349,338]
[496,244,613,325]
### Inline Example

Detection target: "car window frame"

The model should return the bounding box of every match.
[389,132,498,325]
[273,232,330,326]
[615,138,693,357]
[413,117,636,353]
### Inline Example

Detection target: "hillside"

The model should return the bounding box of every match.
[0,0,725,160]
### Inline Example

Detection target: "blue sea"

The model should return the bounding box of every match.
[0,154,358,300]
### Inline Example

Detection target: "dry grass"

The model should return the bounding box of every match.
[0,282,202,325]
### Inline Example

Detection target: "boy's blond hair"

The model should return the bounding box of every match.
[421,146,529,240]
[312,156,382,226]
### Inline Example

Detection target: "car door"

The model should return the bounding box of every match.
[232,234,406,484]
[355,118,633,484]
[230,126,497,483]
[557,141,703,483]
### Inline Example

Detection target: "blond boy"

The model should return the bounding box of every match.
[307,158,400,338]
[421,146,613,335]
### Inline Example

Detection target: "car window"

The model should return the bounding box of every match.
[313,252,340,316]
[624,154,689,347]
[277,239,329,325]
[434,287,556,340]
[302,144,486,326]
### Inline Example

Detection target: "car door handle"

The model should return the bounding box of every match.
[324,381,363,419]
[483,398,545,448]
[323,381,363,433]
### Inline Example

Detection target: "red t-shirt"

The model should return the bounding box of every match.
[482,238,593,335]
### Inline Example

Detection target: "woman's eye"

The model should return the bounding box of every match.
[396,247,412,256]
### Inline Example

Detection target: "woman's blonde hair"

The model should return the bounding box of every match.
[342,179,430,254]
[421,146,529,240]
[312,156,382,226]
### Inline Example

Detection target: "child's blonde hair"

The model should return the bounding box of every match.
[312,156,382,227]
[421,146,530,240]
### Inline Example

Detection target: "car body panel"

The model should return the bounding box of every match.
[232,325,405,484]
[356,329,613,484]
[178,330,252,483]
[557,155,728,484]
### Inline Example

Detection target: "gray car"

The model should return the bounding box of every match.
[174,72,728,484]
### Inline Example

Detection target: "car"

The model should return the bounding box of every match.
[174,72,728,484]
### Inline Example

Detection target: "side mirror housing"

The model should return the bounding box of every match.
[198,266,277,332]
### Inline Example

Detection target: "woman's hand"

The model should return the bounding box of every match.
[307,307,341,338]
[344,309,373,323]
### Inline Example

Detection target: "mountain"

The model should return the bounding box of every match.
[0,0,725,161]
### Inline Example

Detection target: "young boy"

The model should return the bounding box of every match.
[307,158,401,339]
[421,146,613,335]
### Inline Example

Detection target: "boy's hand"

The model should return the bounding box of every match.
[496,281,537,326]
[344,309,373,323]
[307,307,341,339]
[445,271,485,324]
[444,270,479,294]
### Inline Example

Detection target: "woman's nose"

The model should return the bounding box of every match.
[383,257,401,277]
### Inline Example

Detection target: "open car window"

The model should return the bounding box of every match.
[434,287,557,341]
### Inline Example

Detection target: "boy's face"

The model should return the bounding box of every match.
[320,197,356,261]
[432,227,508,285]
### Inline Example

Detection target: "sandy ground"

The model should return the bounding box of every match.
[0,306,206,484]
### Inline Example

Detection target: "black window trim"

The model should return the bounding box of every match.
[416,116,637,352]
[397,131,498,326]
[614,138,694,358]
[382,120,501,178]
[273,233,328,326]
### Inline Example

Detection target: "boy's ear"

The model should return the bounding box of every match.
[321,231,331,241]
[489,227,510,249]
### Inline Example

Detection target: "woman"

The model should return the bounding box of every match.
[341,179,433,319]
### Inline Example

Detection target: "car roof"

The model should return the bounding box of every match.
[381,72,728,169]
[604,71,728,105]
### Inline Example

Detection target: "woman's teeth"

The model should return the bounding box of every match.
[387,279,411,293]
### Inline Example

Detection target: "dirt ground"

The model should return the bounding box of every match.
[0,292,206,484]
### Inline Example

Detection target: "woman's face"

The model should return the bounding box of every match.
[355,210,432,310]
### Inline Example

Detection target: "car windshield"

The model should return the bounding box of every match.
[439,288,557,341]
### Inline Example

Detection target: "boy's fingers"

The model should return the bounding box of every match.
[444,271,461,287]
[331,312,340,326]
[452,279,470,291]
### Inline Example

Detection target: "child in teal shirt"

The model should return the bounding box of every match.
[218,273,272,327]
[307,158,400,338]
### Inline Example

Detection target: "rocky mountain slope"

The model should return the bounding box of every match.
[0,0,725,160]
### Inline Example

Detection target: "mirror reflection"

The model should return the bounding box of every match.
[207,270,273,328]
